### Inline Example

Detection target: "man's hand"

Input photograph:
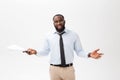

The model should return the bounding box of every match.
[23,48,37,55]
[89,49,103,59]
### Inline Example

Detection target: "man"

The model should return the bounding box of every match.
[24,14,103,80]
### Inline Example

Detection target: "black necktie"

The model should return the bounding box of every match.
[59,32,66,66]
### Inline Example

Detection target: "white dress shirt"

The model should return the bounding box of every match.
[36,29,89,64]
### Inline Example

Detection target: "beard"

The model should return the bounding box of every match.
[55,26,65,33]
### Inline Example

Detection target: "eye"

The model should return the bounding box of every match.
[55,20,64,23]
[54,21,58,23]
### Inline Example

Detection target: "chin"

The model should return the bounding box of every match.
[57,28,64,32]
[55,26,65,32]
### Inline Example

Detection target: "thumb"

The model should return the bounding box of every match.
[94,49,100,52]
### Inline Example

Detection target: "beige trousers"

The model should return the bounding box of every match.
[49,65,75,80]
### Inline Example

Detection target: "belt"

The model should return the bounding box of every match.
[50,63,73,67]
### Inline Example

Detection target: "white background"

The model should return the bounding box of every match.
[0,0,120,80]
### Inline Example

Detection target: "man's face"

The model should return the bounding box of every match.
[53,16,65,32]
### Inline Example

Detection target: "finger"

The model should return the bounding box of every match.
[26,51,31,54]
[28,48,32,51]
[27,48,34,52]
[94,55,101,59]
[22,50,31,55]
[22,50,29,53]
[95,56,101,59]
[94,49,100,52]
[98,53,104,55]
[28,48,35,50]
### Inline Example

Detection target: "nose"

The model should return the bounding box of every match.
[57,21,61,25]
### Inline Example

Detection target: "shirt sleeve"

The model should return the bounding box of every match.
[74,34,89,58]
[36,37,50,56]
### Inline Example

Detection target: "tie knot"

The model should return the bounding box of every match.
[58,31,65,36]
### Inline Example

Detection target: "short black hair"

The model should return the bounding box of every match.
[53,14,64,20]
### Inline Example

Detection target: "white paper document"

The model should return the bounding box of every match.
[7,44,26,52]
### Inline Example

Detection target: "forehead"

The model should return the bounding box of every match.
[53,16,64,21]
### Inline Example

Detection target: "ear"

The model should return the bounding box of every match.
[53,22,55,25]
[64,20,66,24]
